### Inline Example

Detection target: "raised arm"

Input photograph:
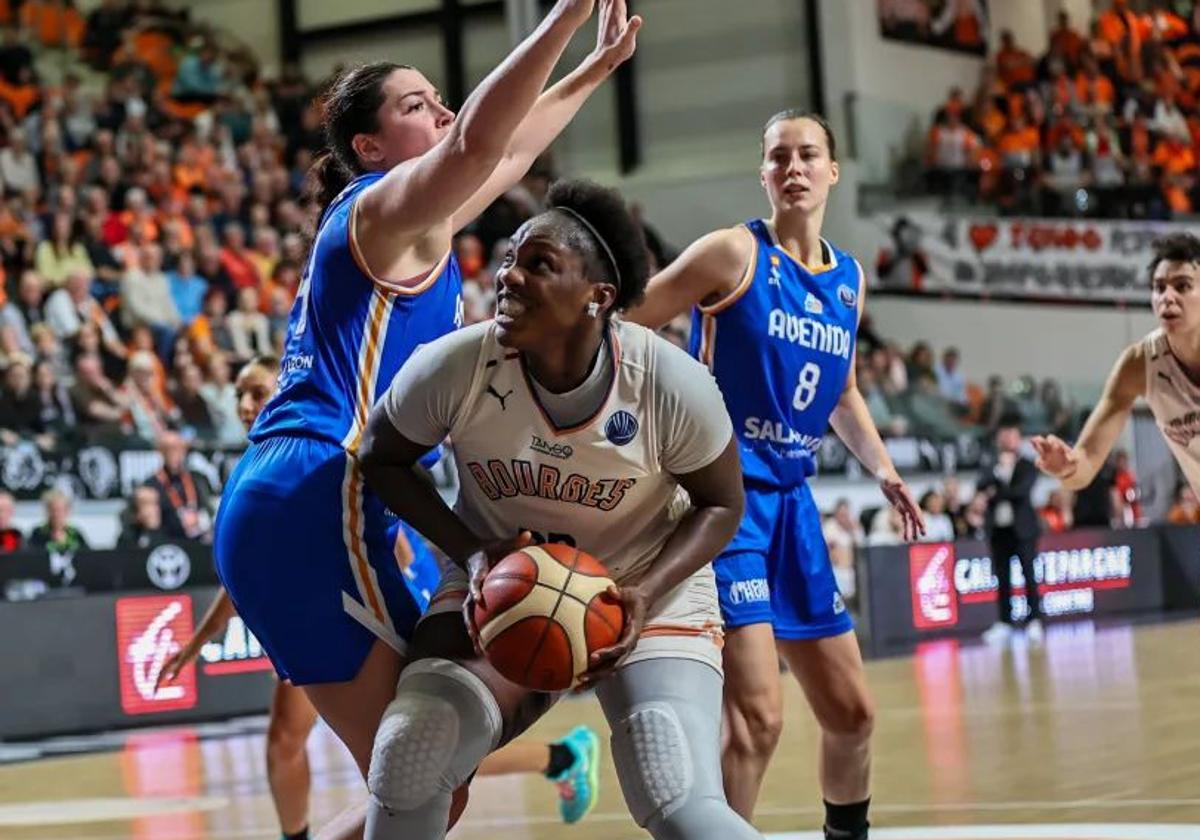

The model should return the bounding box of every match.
[624,226,752,329]
[1032,342,1144,491]
[452,0,641,233]
[356,0,594,265]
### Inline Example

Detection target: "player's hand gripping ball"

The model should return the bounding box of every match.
[473,543,626,691]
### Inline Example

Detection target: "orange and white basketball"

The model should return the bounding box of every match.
[474,543,625,691]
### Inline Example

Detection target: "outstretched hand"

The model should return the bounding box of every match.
[575,583,648,689]
[881,472,926,542]
[1031,434,1079,480]
[591,0,641,72]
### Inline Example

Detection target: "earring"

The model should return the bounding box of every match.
[586,301,600,318]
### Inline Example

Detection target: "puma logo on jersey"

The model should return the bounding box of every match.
[486,385,514,410]
[466,459,636,511]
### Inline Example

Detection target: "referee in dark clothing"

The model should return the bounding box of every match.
[978,414,1043,643]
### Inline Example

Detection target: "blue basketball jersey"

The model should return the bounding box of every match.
[252,171,464,453]
[690,219,860,488]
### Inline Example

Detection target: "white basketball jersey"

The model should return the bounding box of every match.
[1143,328,1200,494]
[439,320,723,669]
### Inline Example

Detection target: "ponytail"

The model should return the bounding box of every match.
[306,151,352,214]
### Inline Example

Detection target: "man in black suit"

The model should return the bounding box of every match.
[978,414,1043,642]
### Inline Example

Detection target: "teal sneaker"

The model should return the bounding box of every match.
[550,725,601,824]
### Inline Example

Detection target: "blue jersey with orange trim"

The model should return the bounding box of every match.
[252,172,464,451]
[689,219,860,488]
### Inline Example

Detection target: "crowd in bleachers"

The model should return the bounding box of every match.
[0,0,1180,566]
[924,0,1200,217]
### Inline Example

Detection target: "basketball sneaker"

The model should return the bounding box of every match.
[550,725,601,824]
[1025,618,1044,643]
[982,621,1014,645]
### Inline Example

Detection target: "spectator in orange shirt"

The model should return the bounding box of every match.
[926,109,981,199]
[1151,132,1196,214]
[218,223,261,292]
[1167,484,1200,525]
[1111,449,1144,528]
[996,29,1036,90]
[1039,489,1074,533]
[1075,56,1116,118]
[998,113,1041,169]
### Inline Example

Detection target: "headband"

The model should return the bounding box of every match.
[552,205,622,293]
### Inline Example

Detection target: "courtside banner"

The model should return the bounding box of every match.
[861,528,1164,652]
[866,212,1196,305]
[0,588,272,739]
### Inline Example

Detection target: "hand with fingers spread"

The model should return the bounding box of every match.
[589,0,642,73]
[880,470,926,542]
[463,530,535,654]
[1031,434,1080,481]
[575,583,648,689]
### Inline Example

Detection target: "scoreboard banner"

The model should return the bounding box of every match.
[866,212,1198,305]
[860,527,1167,653]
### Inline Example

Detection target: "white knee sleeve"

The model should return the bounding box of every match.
[367,659,502,813]
[610,701,695,826]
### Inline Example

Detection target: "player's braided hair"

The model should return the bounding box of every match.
[546,179,650,314]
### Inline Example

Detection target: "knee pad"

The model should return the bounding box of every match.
[610,702,694,826]
[367,659,501,813]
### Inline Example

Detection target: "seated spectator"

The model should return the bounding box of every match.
[198,352,240,443]
[1042,134,1088,214]
[43,269,122,350]
[121,244,181,347]
[979,375,1016,432]
[919,489,956,541]
[859,365,908,436]
[1040,379,1074,438]
[925,109,981,200]
[942,475,965,522]
[227,286,272,362]
[1039,489,1074,533]
[957,490,989,540]
[907,341,937,387]
[117,485,169,548]
[171,362,214,439]
[28,488,88,554]
[1111,449,1143,528]
[0,24,33,85]
[167,250,208,326]
[0,129,40,194]
[69,352,126,437]
[188,289,237,359]
[1167,484,1200,525]
[0,490,21,553]
[218,222,261,291]
[123,351,178,442]
[906,377,966,440]
[172,41,224,104]
[867,505,905,546]
[145,431,212,541]
[996,29,1036,89]
[33,358,74,440]
[34,212,93,288]
[935,346,967,407]
[0,353,44,447]
[822,498,863,598]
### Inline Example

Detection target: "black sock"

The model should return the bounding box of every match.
[544,742,574,778]
[281,828,309,840]
[824,798,870,839]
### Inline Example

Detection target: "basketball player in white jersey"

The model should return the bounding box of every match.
[1032,234,1200,495]
[355,179,763,839]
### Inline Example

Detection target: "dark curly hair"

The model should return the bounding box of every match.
[546,179,649,314]
[1148,232,1200,281]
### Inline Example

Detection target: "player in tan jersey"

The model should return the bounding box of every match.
[1033,233,1200,495]
[357,180,763,839]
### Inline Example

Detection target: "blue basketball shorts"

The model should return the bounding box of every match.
[714,481,853,641]
[214,435,424,685]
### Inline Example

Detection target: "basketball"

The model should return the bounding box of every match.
[474,544,626,691]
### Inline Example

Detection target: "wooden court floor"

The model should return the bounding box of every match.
[2,618,1199,840]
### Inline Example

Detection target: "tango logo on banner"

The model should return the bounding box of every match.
[910,542,958,629]
[115,595,197,715]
